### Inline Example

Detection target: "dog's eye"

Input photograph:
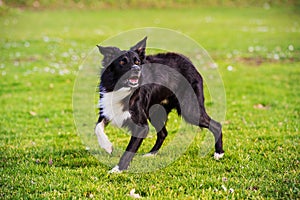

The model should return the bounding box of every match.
[134,59,140,65]
[119,58,128,65]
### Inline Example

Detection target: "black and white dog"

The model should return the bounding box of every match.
[95,37,224,172]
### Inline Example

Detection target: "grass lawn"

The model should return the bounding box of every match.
[1,5,299,199]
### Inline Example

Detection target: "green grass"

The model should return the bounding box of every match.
[1,5,299,199]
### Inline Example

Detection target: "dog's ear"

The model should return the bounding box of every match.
[130,37,147,61]
[97,45,122,67]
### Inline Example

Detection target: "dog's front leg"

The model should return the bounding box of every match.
[118,136,144,170]
[110,124,149,173]
[95,117,113,154]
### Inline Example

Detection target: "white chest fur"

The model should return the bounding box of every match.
[100,88,132,127]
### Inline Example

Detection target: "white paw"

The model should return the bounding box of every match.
[95,122,113,154]
[143,152,157,157]
[214,152,224,160]
[108,165,122,174]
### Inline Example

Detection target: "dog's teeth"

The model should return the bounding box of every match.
[214,152,224,160]
[108,165,122,173]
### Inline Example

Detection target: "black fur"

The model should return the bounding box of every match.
[97,37,224,171]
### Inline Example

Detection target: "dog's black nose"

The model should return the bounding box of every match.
[132,65,141,71]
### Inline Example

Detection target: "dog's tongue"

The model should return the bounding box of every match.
[129,78,139,84]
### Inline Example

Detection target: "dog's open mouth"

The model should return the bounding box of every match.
[128,76,139,87]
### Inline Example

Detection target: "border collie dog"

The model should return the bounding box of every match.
[95,37,224,172]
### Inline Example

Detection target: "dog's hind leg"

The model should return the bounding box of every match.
[198,112,224,160]
[145,103,171,156]
[182,81,224,159]
[144,126,168,156]
[208,118,224,159]
[193,81,224,159]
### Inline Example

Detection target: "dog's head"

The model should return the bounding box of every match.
[97,37,147,90]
